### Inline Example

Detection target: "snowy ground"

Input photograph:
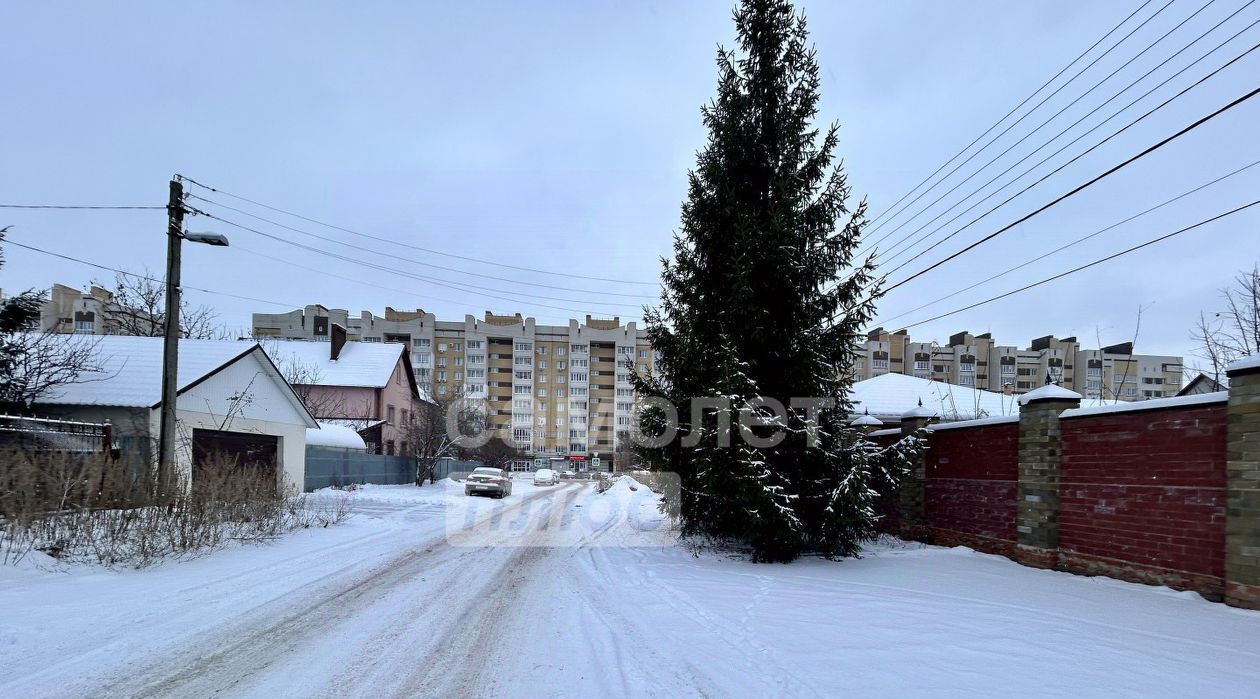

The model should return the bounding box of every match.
[2,476,1259,698]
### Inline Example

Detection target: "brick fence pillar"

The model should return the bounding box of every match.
[898,401,937,540]
[1015,384,1081,569]
[1226,356,1260,609]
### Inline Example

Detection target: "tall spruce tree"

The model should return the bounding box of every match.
[634,0,883,562]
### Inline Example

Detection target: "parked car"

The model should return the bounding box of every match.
[464,467,513,498]
[533,468,558,486]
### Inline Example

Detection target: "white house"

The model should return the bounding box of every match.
[34,337,318,492]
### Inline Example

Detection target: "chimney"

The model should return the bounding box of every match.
[330,323,347,361]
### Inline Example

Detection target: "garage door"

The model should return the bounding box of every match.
[192,429,278,480]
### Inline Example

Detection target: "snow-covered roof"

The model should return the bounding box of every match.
[1017,383,1082,405]
[321,418,386,431]
[1060,391,1227,419]
[1226,354,1260,375]
[260,339,407,389]
[850,412,883,427]
[36,336,262,408]
[926,415,1021,432]
[849,373,1019,423]
[306,422,368,449]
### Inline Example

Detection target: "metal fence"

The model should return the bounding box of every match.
[304,447,415,491]
[303,449,488,491]
[0,414,111,453]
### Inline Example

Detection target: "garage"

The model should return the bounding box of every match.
[192,428,279,478]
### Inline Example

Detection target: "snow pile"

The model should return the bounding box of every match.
[305,422,368,449]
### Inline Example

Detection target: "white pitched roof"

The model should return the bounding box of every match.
[849,373,1020,422]
[37,336,262,408]
[260,339,405,388]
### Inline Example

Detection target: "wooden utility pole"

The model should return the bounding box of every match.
[157,177,185,489]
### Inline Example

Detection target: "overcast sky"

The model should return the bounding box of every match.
[2,0,1257,367]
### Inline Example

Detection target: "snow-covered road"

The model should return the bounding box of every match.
[3,477,1259,698]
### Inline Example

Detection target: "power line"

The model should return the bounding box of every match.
[864,0,1156,233]
[891,197,1260,329]
[231,243,641,323]
[187,193,658,300]
[877,0,1258,269]
[826,82,1260,326]
[862,0,1176,245]
[875,158,1260,325]
[0,204,164,210]
[191,210,651,316]
[179,175,661,287]
[1,237,302,308]
[879,80,1260,294]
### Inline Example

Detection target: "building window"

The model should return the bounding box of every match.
[515,370,532,380]
[913,360,929,371]
[455,357,464,366]
[538,374,548,383]
[515,342,533,352]
[537,388,548,397]
[872,358,889,369]
[959,362,975,373]
[571,387,587,397]
[514,385,531,395]
[1000,364,1016,375]
[454,371,463,381]
[436,371,446,382]
[363,337,382,343]
[74,320,95,334]
[616,372,630,383]
[436,385,447,395]
[413,338,430,348]
[958,375,975,387]
[467,368,484,378]
[571,358,588,368]
[437,357,448,367]
[557,346,566,356]
[537,346,547,355]
[438,342,447,352]
[467,354,484,364]
[571,372,588,382]
[639,349,648,358]
[512,428,531,444]
[467,340,483,349]
[570,344,587,353]
[538,360,548,370]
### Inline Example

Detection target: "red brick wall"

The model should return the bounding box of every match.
[924,422,1019,552]
[1058,404,1228,588]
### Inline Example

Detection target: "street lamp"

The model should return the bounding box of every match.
[157,177,229,488]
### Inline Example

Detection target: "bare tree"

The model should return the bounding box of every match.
[404,395,486,485]
[467,437,525,472]
[0,332,105,412]
[255,339,346,419]
[1193,264,1260,384]
[1,232,106,412]
[102,270,227,339]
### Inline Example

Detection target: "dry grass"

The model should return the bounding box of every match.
[1,447,350,567]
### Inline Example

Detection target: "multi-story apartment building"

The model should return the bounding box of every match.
[33,283,159,335]
[855,328,1182,401]
[253,305,654,470]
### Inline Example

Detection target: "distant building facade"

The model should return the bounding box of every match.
[253,305,654,470]
[854,328,1182,401]
[35,283,159,336]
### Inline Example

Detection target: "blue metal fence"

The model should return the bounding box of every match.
[304,447,416,491]
[303,449,490,491]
